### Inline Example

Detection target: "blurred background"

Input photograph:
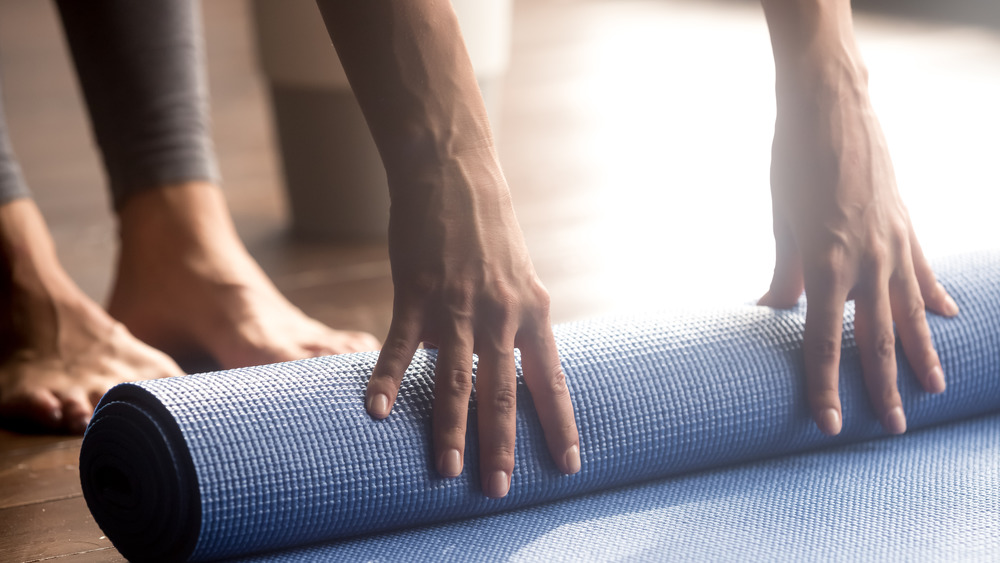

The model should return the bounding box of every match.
[0,0,998,342]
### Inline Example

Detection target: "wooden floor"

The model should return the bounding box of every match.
[1,0,998,560]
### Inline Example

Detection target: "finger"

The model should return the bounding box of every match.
[854,286,907,434]
[890,266,945,394]
[759,219,804,308]
[909,229,959,317]
[432,323,474,478]
[519,324,580,475]
[802,280,848,436]
[475,337,518,499]
[367,305,423,419]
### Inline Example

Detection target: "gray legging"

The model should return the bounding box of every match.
[0,0,219,209]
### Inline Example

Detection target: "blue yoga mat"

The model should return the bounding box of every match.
[240,412,1000,561]
[79,252,1000,561]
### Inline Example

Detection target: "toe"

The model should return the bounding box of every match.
[88,383,114,407]
[59,389,94,434]
[0,387,64,430]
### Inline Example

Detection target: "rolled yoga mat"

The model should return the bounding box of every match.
[80,252,1000,561]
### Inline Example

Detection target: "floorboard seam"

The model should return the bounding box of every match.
[0,493,84,511]
[21,546,116,563]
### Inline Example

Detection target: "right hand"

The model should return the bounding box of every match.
[759,65,958,436]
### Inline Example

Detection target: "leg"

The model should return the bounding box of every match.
[55,0,378,368]
[0,83,30,207]
[0,84,182,432]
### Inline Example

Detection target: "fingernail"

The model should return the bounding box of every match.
[818,408,842,436]
[563,444,581,474]
[49,408,63,424]
[439,449,462,478]
[884,407,907,434]
[486,470,510,499]
[943,293,959,316]
[926,365,946,394]
[366,393,390,418]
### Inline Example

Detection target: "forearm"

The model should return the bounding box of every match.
[760,0,868,107]
[315,0,500,194]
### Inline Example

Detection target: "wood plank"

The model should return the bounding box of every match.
[0,430,80,456]
[0,439,83,510]
[29,548,126,563]
[0,497,119,562]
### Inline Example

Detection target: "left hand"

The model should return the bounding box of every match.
[365,156,581,498]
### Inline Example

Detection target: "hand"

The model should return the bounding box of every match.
[364,156,581,498]
[758,66,959,436]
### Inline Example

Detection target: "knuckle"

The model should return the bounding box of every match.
[878,389,902,409]
[375,344,414,377]
[529,278,552,309]
[864,239,890,267]
[809,246,849,289]
[806,336,840,365]
[541,368,570,399]
[436,420,467,441]
[904,297,926,322]
[489,387,518,417]
[558,418,578,437]
[873,331,896,360]
[437,368,473,396]
[486,284,520,321]
[888,221,909,249]
[442,283,476,312]
[370,369,400,388]
[490,444,517,463]
[407,273,438,298]
[383,340,413,364]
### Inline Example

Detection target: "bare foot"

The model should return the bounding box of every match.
[0,200,183,433]
[107,182,380,369]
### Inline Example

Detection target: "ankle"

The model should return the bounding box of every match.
[118,181,236,240]
[0,200,110,355]
[0,200,75,297]
[117,182,252,268]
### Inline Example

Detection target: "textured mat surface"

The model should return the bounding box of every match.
[80,252,1000,561]
[240,412,1000,562]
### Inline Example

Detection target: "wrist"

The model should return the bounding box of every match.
[763,0,869,104]
[384,140,508,205]
[774,49,870,112]
[382,119,497,178]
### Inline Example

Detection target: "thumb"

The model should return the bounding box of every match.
[758,219,804,308]
[367,305,423,418]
